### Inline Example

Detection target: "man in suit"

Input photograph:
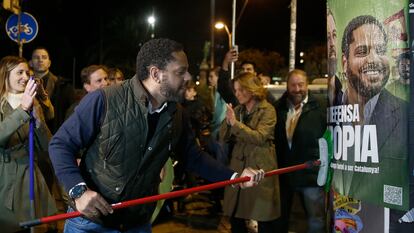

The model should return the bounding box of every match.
[30,47,75,133]
[327,7,343,106]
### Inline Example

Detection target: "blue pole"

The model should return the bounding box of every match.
[29,110,35,232]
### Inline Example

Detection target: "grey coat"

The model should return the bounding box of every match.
[220,100,280,221]
[0,101,56,232]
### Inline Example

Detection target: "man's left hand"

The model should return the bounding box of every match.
[239,167,265,189]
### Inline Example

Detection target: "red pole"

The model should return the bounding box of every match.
[20,160,320,228]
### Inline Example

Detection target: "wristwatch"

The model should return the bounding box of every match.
[69,184,87,199]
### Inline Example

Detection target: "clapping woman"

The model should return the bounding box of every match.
[220,72,280,233]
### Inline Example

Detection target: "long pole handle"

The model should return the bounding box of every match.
[230,0,236,79]
[29,111,35,233]
[20,160,320,228]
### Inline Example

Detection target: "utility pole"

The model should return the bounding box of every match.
[4,0,22,57]
[210,0,215,68]
[289,0,297,71]
[231,0,237,79]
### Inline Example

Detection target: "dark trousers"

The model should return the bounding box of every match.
[275,185,326,233]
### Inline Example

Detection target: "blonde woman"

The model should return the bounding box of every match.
[0,56,56,232]
[220,72,280,233]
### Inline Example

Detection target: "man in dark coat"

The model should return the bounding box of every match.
[30,47,76,134]
[273,69,327,233]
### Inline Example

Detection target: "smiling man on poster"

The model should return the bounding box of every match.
[328,12,413,232]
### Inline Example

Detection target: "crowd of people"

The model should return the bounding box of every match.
[1,21,409,232]
[0,39,268,233]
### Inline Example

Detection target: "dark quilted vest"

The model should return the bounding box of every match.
[80,78,182,229]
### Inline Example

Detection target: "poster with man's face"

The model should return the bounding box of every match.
[327,0,412,232]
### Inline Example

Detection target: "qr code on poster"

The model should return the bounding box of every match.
[383,184,402,206]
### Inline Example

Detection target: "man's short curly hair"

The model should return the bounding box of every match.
[136,38,184,81]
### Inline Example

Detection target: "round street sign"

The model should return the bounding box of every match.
[5,12,38,43]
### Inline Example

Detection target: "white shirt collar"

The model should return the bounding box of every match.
[148,101,168,114]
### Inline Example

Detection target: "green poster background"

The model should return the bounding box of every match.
[331,0,410,97]
[327,0,412,232]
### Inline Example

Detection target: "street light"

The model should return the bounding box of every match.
[299,51,304,64]
[215,21,231,49]
[147,15,156,38]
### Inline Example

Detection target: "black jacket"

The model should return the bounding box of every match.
[273,91,327,187]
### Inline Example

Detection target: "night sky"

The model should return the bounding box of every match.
[0,0,326,86]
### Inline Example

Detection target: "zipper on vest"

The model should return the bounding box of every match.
[104,159,107,169]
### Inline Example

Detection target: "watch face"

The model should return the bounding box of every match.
[70,185,87,199]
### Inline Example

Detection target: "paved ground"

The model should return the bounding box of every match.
[152,192,308,233]
[152,193,242,233]
[47,192,308,233]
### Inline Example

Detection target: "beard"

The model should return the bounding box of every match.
[160,81,185,103]
[347,62,389,99]
[400,71,410,81]
[328,45,336,58]
[328,58,337,77]
[287,90,307,106]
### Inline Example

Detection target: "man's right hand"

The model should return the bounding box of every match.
[74,190,113,218]
[222,48,238,71]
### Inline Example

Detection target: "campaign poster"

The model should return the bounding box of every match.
[327,0,413,232]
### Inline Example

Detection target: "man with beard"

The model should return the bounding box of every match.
[273,69,327,233]
[49,38,265,232]
[387,51,410,101]
[336,15,411,233]
[341,15,393,114]
[327,8,343,106]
